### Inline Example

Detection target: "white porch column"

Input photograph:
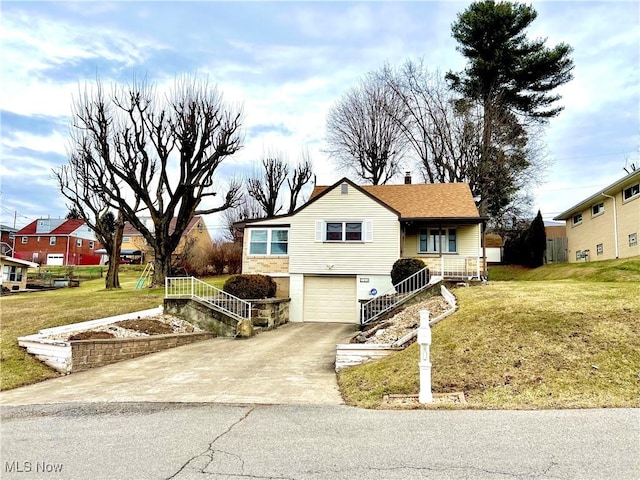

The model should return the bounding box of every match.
[418,310,433,403]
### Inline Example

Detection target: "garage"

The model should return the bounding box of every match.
[46,254,64,266]
[303,276,358,323]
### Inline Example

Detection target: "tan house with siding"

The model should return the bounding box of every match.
[241,177,485,324]
[1,255,38,292]
[554,170,640,262]
[111,216,211,264]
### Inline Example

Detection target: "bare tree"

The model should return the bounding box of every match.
[247,152,289,217]
[381,60,545,223]
[287,149,313,214]
[65,76,243,286]
[55,118,129,289]
[221,195,264,242]
[246,149,314,218]
[326,72,408,185]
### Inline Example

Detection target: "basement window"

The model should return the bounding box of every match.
[596,243,603,255]
[630,233,638,247]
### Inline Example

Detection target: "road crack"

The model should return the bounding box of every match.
[166,406,257,479]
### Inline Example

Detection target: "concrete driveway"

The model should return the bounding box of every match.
[0,323,357,406]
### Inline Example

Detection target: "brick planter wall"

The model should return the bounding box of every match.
[70,332,215,372]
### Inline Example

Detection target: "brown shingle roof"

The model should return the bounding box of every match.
[311,181,480,220]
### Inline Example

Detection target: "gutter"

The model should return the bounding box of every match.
[601,193,619,259]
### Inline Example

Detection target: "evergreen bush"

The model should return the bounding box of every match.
[223,274,276,299]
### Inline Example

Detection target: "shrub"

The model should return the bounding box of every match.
[223,274,276,299]
[391,258,427,287]
[223,242,243,274]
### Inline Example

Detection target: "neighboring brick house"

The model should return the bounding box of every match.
[554,170,640,262]
[241,177,485,324]
[117,216,212,264]
[0,224,17,255]
[13,219,102,266]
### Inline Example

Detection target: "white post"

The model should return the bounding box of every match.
[418,310,433,403]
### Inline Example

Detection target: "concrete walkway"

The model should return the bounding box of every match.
[0,323,357,406]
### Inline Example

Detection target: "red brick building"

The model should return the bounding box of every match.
[14,219,103,266]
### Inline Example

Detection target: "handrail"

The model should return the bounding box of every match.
[165,276,251,321]
[361,267,435,325]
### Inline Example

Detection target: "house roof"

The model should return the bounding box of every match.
[0,224,17,233]
[309,179,481,221]
[16,218,85,236]
[0,255,38,268]
[123,216,205,236]
[554,169,640,220]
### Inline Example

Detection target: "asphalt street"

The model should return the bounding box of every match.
[2,403,638,480]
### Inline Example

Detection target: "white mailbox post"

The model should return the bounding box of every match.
[417,310,433,403]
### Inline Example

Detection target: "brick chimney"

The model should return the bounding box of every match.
[404,171,412,184]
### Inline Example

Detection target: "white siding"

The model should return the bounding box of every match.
[289,185,400,275]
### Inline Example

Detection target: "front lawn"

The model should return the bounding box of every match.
[338,259,640,409]
[0,270,228,391]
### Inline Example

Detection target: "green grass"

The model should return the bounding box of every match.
[0,272,229,391]
[339,257,640,409]
[488,257,640,282]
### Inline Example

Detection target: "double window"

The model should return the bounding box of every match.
[419,228,457,253]
[326,222,362,241]
[249,229,288,255]
[315,221,372,243]
[3,265,23,282]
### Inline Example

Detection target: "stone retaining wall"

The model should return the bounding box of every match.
[71,332,216,372]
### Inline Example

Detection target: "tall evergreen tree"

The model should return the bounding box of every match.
[526,210,547,268]
[446,0,574,218]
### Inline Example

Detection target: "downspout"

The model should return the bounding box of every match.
[601,193,619,259]
[65,236,70,266]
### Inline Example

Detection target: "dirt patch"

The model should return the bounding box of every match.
[114,319,175,335]
[43,314,203,342]
[68,331,116,341]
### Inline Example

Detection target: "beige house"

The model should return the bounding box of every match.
[554,170,640,262]
[1,255,38,292]
[241,177,485,324]
[117,216,211,264]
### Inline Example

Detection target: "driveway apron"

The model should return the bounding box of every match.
[0,323,357,406]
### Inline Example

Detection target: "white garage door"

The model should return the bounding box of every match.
[46,254,64,266]
[303,276,358,323]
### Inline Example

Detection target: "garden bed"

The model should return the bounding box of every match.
[18,308,213,374]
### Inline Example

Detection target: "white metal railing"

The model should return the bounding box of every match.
[165,277,251,321]
[361,267,437,325]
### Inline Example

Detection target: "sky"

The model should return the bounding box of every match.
[1,0,639,238]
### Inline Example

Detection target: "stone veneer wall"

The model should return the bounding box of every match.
[250,298,290,329]
[70,332,215,372]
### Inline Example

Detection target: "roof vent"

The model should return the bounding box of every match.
[341,183,348,194]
